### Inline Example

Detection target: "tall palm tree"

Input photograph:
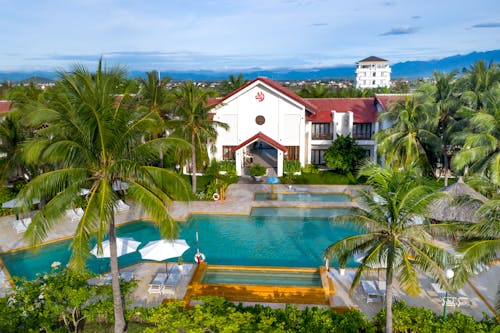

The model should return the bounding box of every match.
[17,60,191,333]
[452,87,500,182]
[376,95,440,173]
[170,81,228,193]
[324,163,452,333]
[459,60,500,111]
[136,70,172,115]
[298,83,332,98]
[0,110,32,184]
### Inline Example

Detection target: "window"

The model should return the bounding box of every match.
[373,72,376,77]
[311,123,332,140]
[352,123,372,140]
[311,149,327,165]
[222,146,236,160]
[285,146,300,160]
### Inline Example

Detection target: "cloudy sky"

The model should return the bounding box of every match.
[1,0,499,71]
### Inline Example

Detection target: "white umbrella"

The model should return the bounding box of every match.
[91,237,141,258]
[139,239,190,261]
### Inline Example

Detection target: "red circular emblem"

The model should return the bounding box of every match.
[255,91,265,102]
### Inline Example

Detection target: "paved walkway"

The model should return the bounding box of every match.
[0,184,497,319]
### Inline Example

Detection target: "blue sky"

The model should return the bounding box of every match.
[1,0,499,71]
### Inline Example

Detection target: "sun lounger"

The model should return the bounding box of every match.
[361,280,384,303]
[162,272,181,295]
[294,187,308,193]
[430,283,447,298]
[103,271,135,284]
[148,272,168,294]
[13,218,31,233]
[430,283,470,307]
[116,200,130,212]
[66,208,84,222]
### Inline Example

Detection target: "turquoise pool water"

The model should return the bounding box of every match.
[1,208,361,280]
[201,269,322,286]
[254,192,351,202]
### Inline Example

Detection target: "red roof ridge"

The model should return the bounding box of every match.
[231,131,287,153]
[210,77,318,113]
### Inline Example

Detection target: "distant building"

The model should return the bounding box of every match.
[355,56,391,89]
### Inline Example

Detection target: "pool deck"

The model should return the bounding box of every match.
[0,183,498,320]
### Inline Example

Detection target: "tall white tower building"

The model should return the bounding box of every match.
[355,56,391,89]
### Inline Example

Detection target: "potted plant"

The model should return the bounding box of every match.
[177,256,183,272]
[249,163,266,181]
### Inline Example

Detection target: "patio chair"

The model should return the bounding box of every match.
[116,200,130,212]
[13,218,31,234]
[361,280,383,303]
[148,272,168,294]
[103,271,135,284]
[66,208,84,222]
[162,272,181,295]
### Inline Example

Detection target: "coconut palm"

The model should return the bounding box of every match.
[17,60,191,333]
[136,70,172,115]
[376,95,440,173]
[459,60,500,111]
[452,87,500,184]
[324,162,452,333]
[0,110,33,184]
[298,83,332,98]
[170,81,229,193]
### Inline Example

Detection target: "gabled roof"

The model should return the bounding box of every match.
[231,131,287,153]
[0,101,13,113]
[305,98,378,123]
[208,77,318,113]
[374,94,409,110]
[357,56,388,63]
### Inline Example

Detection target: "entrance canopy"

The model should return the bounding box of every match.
[231,131,287,154]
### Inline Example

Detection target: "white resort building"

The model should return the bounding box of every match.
[208,77,401,177]
[355,56,391,89]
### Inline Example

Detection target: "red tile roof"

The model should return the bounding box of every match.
[231,131,287,153]
[0,101,13,113]
[374,94,409,110]
[209,77,318,113]
[306,98,377,123]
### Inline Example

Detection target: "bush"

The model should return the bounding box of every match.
[218,160,236,174]
[324,134,367,174]
[0,187,16,217]
[249,163,266,177]
[302,163,320,174]
[283,160,301,174]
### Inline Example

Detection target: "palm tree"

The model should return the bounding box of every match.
[376,95,440,173]
[17,60,191,333]
[0,110,32,184]
[218,74,248,96]
[298,83,332,98]
[324,162,452,333]
[459,60,500,111]
[136,70,172,115]
[170,81,228,193]
[452,87,500,183]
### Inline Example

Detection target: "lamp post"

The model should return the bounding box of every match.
[442,268,455,320]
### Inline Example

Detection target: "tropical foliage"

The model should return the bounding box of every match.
[323,134,367,174]
[324,162,451,333]
[15,60,191,332]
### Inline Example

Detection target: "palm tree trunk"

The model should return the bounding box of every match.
[385,269,394,333]
[191,132,197,193]
[109,217,126,333]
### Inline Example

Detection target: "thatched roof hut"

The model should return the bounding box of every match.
[427,177,489,223]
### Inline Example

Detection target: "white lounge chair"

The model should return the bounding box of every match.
[13,218,31,233]
[66,208,84,222]
[361,280,384,303]
[148,273,168,294]
[103,271,135,284]
[115,200,130,212]
[162,272,181,295]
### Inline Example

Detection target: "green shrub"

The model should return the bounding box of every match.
[283,160,301,174]
[218,160,236,174]
[301,163,320,174]
[249,163,266,177]
[0,187,16,217]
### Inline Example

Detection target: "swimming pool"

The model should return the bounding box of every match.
[201,268,322,286]
[254,192,351,202]
[1,209,361,280]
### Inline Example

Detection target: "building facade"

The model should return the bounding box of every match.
[209,77,399,177]
[355,56,391,89]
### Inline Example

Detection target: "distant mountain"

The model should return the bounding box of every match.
[1,50,499,82]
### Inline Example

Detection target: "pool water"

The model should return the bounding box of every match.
[1,209,361,280]
[254,192,351,202]
[201,269,322,286]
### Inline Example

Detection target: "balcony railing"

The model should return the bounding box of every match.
[312,133,333,140]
